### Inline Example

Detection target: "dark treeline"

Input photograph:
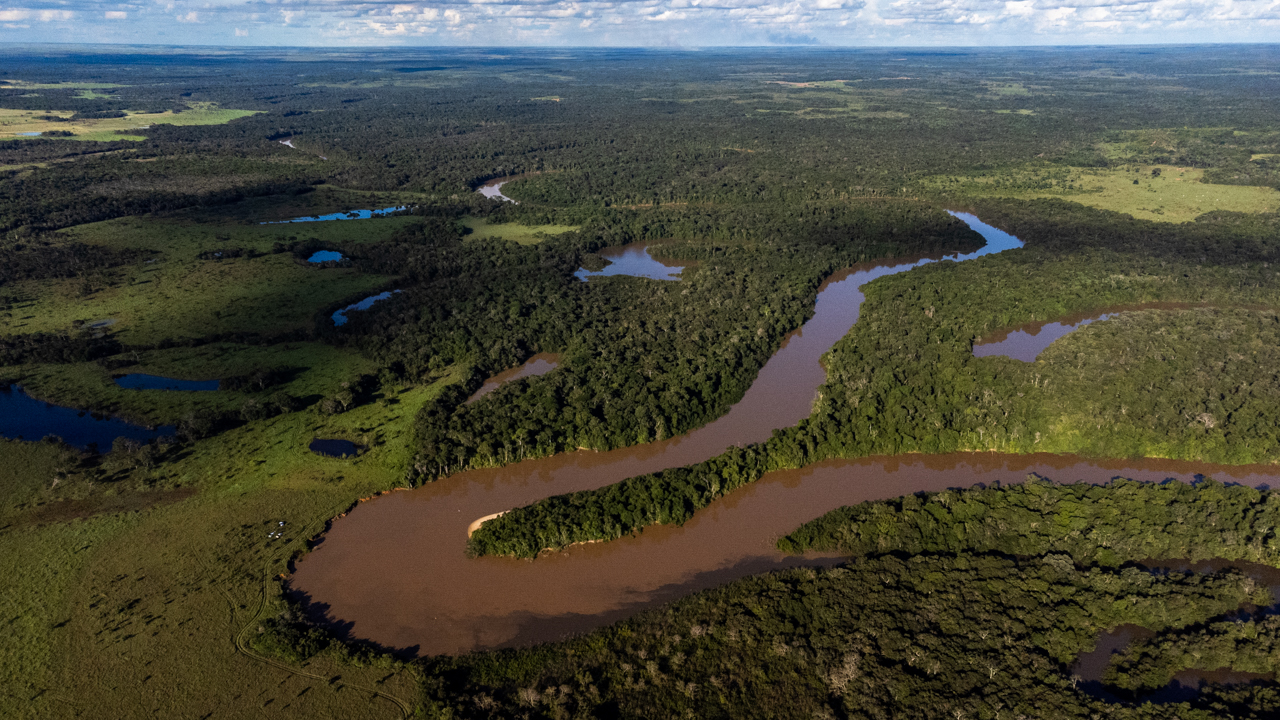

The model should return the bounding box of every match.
[777,478,1280,564]
[0,330,122,366]
[470,200,1280,557]
[0,234,145,286]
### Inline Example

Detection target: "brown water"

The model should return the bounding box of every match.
[291,452,1280,656]
[1072,560,1280,702]
[289,213,1279,657]
[973,302,1206,362]
[465,353,562,404]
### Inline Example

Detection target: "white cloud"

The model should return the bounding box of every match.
[0,0,1276,44]
[2,8,76,22]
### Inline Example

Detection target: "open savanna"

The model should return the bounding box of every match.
[1,203,434,344]
[460,216,578,245]
[2,341,380,427]
[0,103,261,142]
[0,362,467,719]
[1,252,389,345]
[924,164,1280,223]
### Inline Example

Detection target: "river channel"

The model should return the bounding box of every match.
[289,214,1280,657]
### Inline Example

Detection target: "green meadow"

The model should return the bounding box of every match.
[923,164,1280,223]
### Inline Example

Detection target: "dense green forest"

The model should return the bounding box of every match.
[2,45,1280,719]
[470,200,1280,558]
[413,480,1280,718]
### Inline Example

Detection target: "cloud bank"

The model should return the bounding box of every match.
[0,0,1276,45]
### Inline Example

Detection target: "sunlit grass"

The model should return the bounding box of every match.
[0,362,464,718]
[0,103,260,141]
[461,217,578,245]
[923,164,1280,223]
[4,342,380,426]
[2,254,389,345]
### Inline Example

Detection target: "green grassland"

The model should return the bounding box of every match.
[460,217,578,245]
[2,253,388,344]
[0,194,433,344]
[0,103,260,141]
[0,363,465,719]
[923,164,1280,223]
[2,342,379,426]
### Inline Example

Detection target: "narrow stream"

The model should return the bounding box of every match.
[288,214,1280,657]
[466,353,562,404]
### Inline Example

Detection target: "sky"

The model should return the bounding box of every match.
[0,0,1277,46]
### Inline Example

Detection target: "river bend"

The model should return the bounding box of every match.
[289,214,1280,656]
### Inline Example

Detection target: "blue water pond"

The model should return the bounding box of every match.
[262,206,407,225]
[0,385,175,450]
[310,439,360,458]
[307,250,345,263]
[333,290,401,327]
[115,374,221,392]
[574,244,685,282]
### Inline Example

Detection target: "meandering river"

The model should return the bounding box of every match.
[289,214,1280,657]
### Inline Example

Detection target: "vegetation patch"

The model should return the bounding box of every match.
[923,164,1280,223]
[460,217,578,245]
[0,103,260,141]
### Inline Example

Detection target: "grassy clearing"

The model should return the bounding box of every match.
[2,253,388,345]
[0,201,431,344]
[744,86,908,119]
[4,342,379,426]
[0,363,465,719]
[0,103,260,141]
[765,79,853,89]
[984,81,1031,96]
[461,217,578,245]
[923,164,1280,223]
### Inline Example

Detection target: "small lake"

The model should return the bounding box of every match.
[0,385,175,450]
[332,290,400,327]
[16,132,42,137]
[307,250,345,263]
[478,179,518,204]
[115,374,220,392]
[261,206,407,225]
[310,439,360,458]
[466,353,561,404]
[974,303,1205,362]
[574,243,685,282]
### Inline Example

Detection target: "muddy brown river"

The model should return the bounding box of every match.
[289,214,1280,657]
